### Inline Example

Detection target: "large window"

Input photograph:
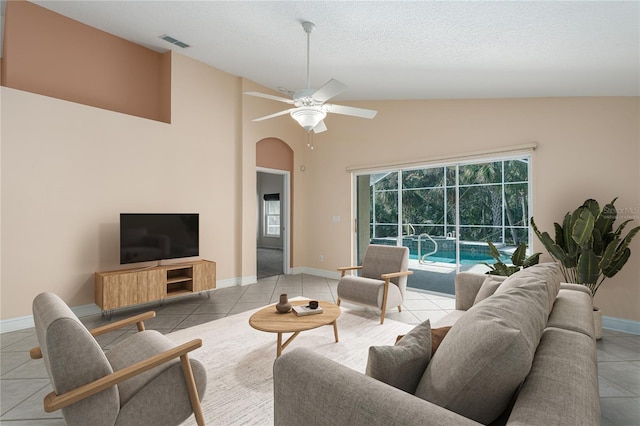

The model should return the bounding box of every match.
[356,154,532,294]
[264,194,281,237]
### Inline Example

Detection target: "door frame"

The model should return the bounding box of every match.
[257,167,291,275]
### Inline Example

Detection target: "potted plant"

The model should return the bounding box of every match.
[531,198,640,338]
[483,241,540,276]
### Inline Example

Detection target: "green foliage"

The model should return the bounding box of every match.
[531,198,640,297]
[369,160,531,245]
[482,241,541,276]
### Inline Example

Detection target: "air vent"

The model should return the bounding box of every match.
[159,34,190,49]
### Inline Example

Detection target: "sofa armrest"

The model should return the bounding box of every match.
[454,272,488,310]
[560,283,593,296]
[273,348,482,426]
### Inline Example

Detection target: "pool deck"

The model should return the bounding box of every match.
[407,260,489,295]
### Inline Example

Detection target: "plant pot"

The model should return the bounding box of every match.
[593,307,602,340]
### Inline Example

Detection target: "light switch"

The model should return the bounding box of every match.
[332,215,340,223]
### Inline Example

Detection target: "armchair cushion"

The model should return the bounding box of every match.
[366,320,432,394]
[338,275,403,308]
[106,330,180,406]
[361,245,410,294]
[105,330,207,425]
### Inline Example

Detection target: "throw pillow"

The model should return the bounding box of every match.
[414,281,550,424]
[396,326,452,356]
[366,320,431,394]
[473,275,507,305]
[430,326,451,355]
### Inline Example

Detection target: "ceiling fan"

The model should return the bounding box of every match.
[244,21,378,133]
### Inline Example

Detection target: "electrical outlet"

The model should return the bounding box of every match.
[319,255,324,262]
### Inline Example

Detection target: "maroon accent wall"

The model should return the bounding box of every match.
[2,0,171,123]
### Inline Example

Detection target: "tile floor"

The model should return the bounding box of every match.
[1,274,638,425]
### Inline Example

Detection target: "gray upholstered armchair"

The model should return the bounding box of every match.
[30,292,207,426]
[337,244,413,324]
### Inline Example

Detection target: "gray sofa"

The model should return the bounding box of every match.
[273,263,600,425]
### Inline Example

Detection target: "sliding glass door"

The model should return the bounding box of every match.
[355,155,531,295]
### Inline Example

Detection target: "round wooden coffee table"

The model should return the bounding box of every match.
[249,300,341,357]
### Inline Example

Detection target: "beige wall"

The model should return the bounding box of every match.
[301,97,640,321]
[0,55,307,320]
[0,52,237,319]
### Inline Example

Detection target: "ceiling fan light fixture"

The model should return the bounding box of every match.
[245,21,376,135]
[290,107,327,132]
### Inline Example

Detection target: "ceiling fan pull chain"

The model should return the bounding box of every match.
[307,131,314,150]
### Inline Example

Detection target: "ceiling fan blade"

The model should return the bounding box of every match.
[253,108,296,122]
[244,91,294,104]
[325,104,378,119]
[312,79,348,102]
[313,120,327,133]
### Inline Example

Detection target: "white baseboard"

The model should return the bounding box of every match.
[603,315,640,335]
[1,303,102,333]
[289,266,341,280]
[0,314,35,333]
[215,276,257,288]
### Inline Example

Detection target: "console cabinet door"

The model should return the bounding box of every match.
[137,269,166,303]
[192,261,216,292]
[101,272,138,310]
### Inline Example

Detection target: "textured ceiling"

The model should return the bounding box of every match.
[26,1,640,100]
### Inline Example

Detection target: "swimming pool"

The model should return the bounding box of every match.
[409,250,510,265]
[370,237,511,265]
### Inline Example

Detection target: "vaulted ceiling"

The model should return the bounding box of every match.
[24,1,640,100]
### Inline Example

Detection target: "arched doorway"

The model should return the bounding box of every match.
[256,138,294,278]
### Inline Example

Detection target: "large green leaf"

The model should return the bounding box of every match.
[511,243,527,266]
[531,218,563,258]
[522,252,541,268]
[486,240,501,262]
[553,222,565,248]
[613,219,633,239]
[598,238,620,271]
[564,212,579,257]
[582,199,600,220]
[595,198,617,236]
[577,249,599,284]
[615,225,640,254]
[491,262,511,276]
[572,208,595,247]
[603,248,631,278]
[592,228,603,255]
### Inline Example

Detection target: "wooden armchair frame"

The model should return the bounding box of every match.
[337,266,413,324]
[30,311,205,426]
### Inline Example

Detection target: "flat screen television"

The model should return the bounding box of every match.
[120,213,199,264]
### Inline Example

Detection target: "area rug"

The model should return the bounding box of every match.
[166,301,414,425]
